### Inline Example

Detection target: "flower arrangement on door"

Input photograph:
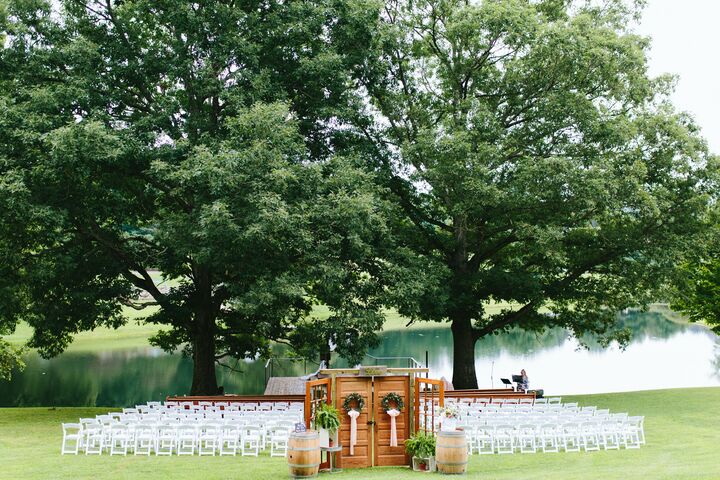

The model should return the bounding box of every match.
[381,392,404,447]
[343,393,365,455]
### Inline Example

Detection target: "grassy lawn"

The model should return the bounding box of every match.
[0,387,717,480]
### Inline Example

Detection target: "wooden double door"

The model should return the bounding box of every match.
[336,375,410,468]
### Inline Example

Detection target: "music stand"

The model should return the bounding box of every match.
[500,378,512,389]
[511,375,525,392]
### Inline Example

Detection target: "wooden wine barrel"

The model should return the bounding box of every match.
[288,431,321,479]
[436,430,468,475]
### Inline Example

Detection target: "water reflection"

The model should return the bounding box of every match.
[1,312,718,406]
[373,312,720,394]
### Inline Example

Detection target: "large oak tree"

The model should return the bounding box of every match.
[352,0,717,388]
[0,0,389,394]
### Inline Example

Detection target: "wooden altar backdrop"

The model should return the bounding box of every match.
[307,367,434,469]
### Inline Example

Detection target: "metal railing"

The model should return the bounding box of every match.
[264,357,319,388]
[364,354,423,369]
[263,353,427,387]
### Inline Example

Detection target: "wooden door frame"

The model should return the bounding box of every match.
[414,378,444,434]
[305,377,332,428]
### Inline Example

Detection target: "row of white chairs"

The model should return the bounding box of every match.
[456,403,606,419]
[61,401,304,457]
[458,416,645,454]
[419,400,645,455]
[97,411,303,424]
[62,420,297,456]
[445,397,563,406]
[134,401,304,413]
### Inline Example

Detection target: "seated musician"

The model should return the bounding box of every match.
[519,369,529,392]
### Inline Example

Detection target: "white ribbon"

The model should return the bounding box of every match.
[387,408,400,447]
[348,409,360,455]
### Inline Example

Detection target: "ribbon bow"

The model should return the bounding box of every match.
[387,408,401,447]
[347,409,360,455]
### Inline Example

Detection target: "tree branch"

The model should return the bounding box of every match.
[473,250,622,339]
[216,359,244,373]
[468,232,518,272]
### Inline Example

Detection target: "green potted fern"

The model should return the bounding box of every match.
[315,403,341,448]
[405,430,436,472]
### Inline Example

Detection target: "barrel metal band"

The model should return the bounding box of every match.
[438,461,469,466]
[438,444,467,449]
[288,462,321,468]
[289,447,319,452]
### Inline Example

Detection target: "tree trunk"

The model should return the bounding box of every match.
[190,312,220,395]
[450,316,478,389]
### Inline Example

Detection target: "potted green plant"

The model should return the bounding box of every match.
[405,430,436,472]
[315,403,341,448]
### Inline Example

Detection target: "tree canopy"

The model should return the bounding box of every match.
[351,0,717,387]
[0,0,389,394]
[1,0,716,393]
[671,225,720,335]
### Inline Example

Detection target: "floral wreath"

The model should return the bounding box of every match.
[381,392,404,413]
[342,392,365,413]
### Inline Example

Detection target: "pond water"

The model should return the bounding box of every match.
[1,311,718,407]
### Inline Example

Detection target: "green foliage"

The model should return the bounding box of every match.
[351,0,718,387]
[404,429,436,458]
[0,0,390,394]
[1,0,716,395]
[314,403,341,433]
[671,236,720,335]
[0,338,25,381]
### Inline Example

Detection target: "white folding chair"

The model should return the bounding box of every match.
[156,425,176,456]
[241,425,261,456]
[581,422,601,452]
[599,420,620,450]
[198,424,220,456]
[494,424,515,454]
[219,425,240,456]
[518,424,537,453]
[176,425,197,456]
[476,426,495,455]
[457,424,476,455]
[624,416,644,449]
[109,424,131,456]
[84,424,104,455]
[61,423,82,455]
[269,426,290,457]
[134,424,156,455]
[539,423,559,453]
[560,423,581,452]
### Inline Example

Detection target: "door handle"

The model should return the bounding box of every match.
[367,420,375,425]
